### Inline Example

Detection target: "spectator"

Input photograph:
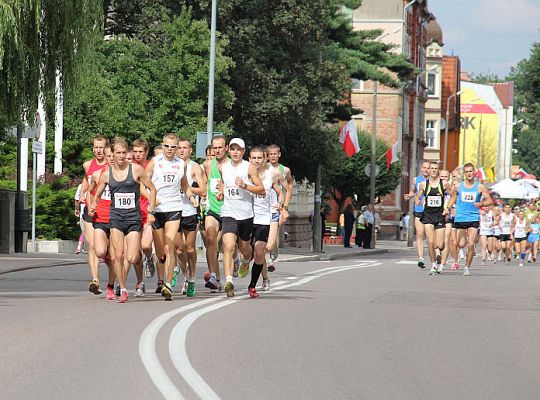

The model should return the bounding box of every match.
[343,204,355,248]
[374,207,381,245]
[363,204,375,249]
[74,183,85,254]
[401,212,410,241]
[356,206,367,247]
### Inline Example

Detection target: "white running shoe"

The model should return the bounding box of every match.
[463,267,471,276]
[428,266,437,275]
[262,279,270,291]
[436,264,444,274]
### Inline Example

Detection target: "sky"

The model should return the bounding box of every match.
[429,0,540,78]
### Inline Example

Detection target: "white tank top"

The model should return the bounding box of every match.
[480,211,494,235]
[514,219,527,238]
[221,160,253,220]
[151,155,184,212]
[253,168,273,225]
[500,213,514,234]
[181,160,198,217]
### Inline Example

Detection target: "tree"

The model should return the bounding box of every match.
[323,132,401,214]
[508,42,540,176]
[0,1,102,132]
[63,8,234,150]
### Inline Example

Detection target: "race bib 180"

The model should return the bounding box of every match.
[114,192,135,209]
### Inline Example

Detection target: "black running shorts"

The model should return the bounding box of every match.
[222,217,253,241]
[180,214,198,232]
[421,212,445,229]
[252,224,270,243]
[110,219,141,235]
[93,222,110,237]
[152,211,182,230]
[452,221,480,230]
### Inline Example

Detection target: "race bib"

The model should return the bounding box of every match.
[427,195,442,207]
[461,191,475,203]
[115,192,135,209]
[101,185,111,201]
[255,193,267,199]
[224,185,241,199]
[209,178,220,194]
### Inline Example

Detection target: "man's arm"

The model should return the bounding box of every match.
[89,170,109,215]
[283,166,294,209]
[134,164,157,224]
[475,184,493,208]
[414,182,426,206]
[191,163,207,197]
[237,164,265,195]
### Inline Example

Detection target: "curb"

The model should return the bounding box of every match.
[281,249,388,262]
[0,260,87,276]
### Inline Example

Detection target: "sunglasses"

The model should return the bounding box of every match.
[162,144,178,149]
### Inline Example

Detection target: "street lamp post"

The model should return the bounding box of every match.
[443,90,463,170]
[370,82,378,248]
[407,65,436,247]
[206,0,218,146]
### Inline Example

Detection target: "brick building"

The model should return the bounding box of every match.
[440,56,462,171]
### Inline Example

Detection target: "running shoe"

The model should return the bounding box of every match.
[224,280,235,298]
[528,254,532,263]
[182,279,188,295]
[115,284,120,297]
[248,287,259,298]
[233,257,240,278]
[217,280,223,293]
[106,284,115,300]
[238,260,250,278]
[463,267,471,276]
[534,257,537,262]
[267,261,276,272]
[171,266,180,288]
[451,263,459,271]
[88,279,102,295]
[155,280,164,294]
[161,283,173,301]
[417,257,425,269]
[75,247,81,254]
[519,261,524,267]
[205,275,219,291]
[436,264,444,274]
[117,290,128,303]
[481,259,486,266]
[262,279,270,291]
[186,281,196,297]
[134,282,146,297]
[435,254,442,265]
[144,256,155,278]
[428,266,437,275]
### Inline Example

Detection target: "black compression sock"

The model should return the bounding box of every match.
[249,263,263,289]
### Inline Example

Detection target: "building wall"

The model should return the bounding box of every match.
[440,56,461,171]
[424,41,444,162]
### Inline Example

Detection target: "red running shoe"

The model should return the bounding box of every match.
[117,290,128,303]
[106,284,115,300]
[248,287,259,298]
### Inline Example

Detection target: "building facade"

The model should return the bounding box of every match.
[349,0,433,238]
[440,56,462,172]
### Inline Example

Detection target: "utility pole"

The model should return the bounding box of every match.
[476,116,483,169]
[443,90,462,170]
[370,82,378,248]
[206,0,218,146]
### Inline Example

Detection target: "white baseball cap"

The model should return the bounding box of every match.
[229,138,245,149]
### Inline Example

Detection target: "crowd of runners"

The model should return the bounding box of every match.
[406,160,540,276]
[77,133,293,303]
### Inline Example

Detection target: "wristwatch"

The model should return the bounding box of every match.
[283,205,289,211]
[148,209,156,215]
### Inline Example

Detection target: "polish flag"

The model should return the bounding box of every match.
[339,120,360,157]
[386,141,399,169]
[474,167,486,182]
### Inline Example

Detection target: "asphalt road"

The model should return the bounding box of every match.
[1,250,540,400]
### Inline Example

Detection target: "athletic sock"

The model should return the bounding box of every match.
[226,275,233,283]
[249,263,263,289]
[210,272,216,278]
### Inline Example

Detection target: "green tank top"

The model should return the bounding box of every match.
[207,158,224,214]
[279,163,286,178]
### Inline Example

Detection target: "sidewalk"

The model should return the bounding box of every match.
[0,240,410,275]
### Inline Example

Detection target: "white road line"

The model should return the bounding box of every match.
[167,261,380,399]
[396,261,418,265]
[269,280,287,287]
[286,276,298,280]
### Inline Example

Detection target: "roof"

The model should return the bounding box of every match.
[426,19,443,46]
[492,82,515,108]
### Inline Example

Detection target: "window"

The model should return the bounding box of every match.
[427,72,437,96]
[426,120,437,148]
[351,78,364,91]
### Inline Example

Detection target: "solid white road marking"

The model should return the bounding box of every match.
[396,261,419,265]
[286,276,298,280]
[167,262,380,399]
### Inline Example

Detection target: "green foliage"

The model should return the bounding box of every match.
[508,42,540,176]
[33,174,78,240]
[323,131,401,212]
[64,8,234,148]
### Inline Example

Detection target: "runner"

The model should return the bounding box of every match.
[479,205,495,265]
[447,163,493,276]
[524,202,538,262]
[499,203,515,263]
[512,210,529,267]
[492,205,502,263]
[218,138,265,297]
[404,160,430,268]
[248,146,284,297]
[89,137,157,303]
[147,133,196,300]
[527,214,540,263]
[201,135,229,292]
[132,139,157,283]
[81,135,108,294]
[174,138,207,297]
[86,144,116,300]
[438,169,458,271]
[266,144,294,273]
[414,162,451,275]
